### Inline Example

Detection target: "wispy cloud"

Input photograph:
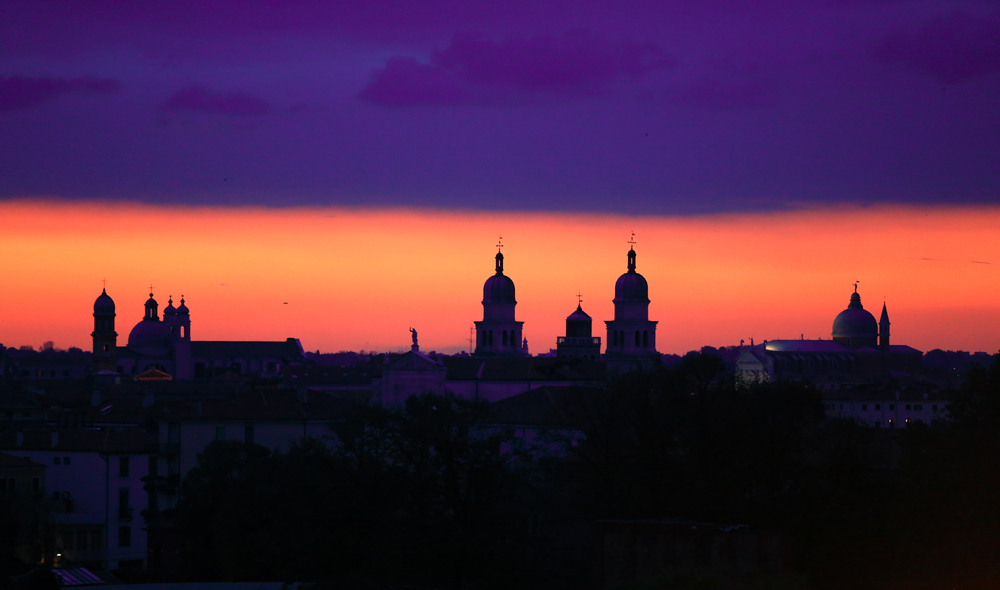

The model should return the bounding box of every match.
[0,75,120,113]
[360,31,674,106]
[159,84,272,116]
[875,10,1000,84]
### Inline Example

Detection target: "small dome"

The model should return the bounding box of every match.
[163,298,177,316]
[94,289,115,315]
[177,298,189,314]
[483,274,516,304]
[127,320,173,356]
[832,291,878,340]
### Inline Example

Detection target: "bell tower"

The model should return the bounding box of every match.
[92,286,118,372]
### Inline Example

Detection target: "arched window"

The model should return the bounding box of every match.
[180,326,186,338]
[103,344,109,352]
[503,330,508,346]
[635,331,640,346]
[489,330,494,346]
[643,331,648,347]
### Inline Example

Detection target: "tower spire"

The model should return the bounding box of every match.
[627,232,637,272]
[495,235,504,274]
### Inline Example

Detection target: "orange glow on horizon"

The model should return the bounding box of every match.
[0,200,997,356]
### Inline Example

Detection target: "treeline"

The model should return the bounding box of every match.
[171,353,1000,590]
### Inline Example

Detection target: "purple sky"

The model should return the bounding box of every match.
[1,0,998,214]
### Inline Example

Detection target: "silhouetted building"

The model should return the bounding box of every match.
[737,287,923,388]
[474,247,528,357]
[605,245,659,370]
[91,289,305,380]
[557,302,601,360]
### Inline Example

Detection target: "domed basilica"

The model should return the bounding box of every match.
[91,289,304,379]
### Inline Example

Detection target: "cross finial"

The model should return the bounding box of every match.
[102,278,106,289]
[149,284,155,297]
[628,231,636,248]
[496,235,503,252]
[577,289,583,306]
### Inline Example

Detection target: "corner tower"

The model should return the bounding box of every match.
[474,240,526,357]
[604,238,658,369]
[92,287,118,371]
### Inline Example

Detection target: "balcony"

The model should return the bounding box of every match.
[557,336,601,346]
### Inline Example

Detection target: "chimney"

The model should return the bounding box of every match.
[16,432,23,447]
[91,389,101,407]
[142,392,155,408]
[51,432,59,448]
[192,401,202,418]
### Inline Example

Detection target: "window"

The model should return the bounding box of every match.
[244,424,255,445]
[502,330,508,346]
[118,526,131,547]
[216,426,226,441]
[875,404,881,410]
[914,404,923,410]
[862,404,868,411]
[63,370,71,377]
[889,404,895,410]
[180,326,185,338]
[32,477,40,493]
[148,456,158,477]
[635,331,640,346]
[54,457,61,465]
[932,404,938,411]
[119,456,129,477]
[889,419,895,428]
[905,404,911,410]
[103,344,110,352]
[119,488,130,512]
[643,330,648,347]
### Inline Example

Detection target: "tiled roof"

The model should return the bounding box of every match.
[0,452,46,469]
[191,339,304,359]
[444,357,607,382]
[0,429,157,453]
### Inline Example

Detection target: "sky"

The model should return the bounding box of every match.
[0,202,997,355]
[0,1,998,354]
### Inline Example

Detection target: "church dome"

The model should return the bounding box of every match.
[163,298,177,316]
[177,298,189,314]
[832,291,878,340]
[614,248,649,303]
[483,274,516,304]
[94,289,115,315]
[483,251,516,304]
[128,320,173,356]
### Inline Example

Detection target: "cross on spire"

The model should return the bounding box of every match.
[577,289,583,306]
[149,284,155,297]
[853,280,859,293]
[102,278,106,289]
[628,231,636,248]
[496,235,503,252]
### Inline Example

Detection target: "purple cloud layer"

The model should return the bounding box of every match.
[0,1,998,213]
[876,10,1000,84]
[0,75,119,112]
[159,85,272,116]
[361,32,673,106]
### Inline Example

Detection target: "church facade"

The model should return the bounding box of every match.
[91,289,304,380]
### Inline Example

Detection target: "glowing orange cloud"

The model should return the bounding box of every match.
[0,200,997,356]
